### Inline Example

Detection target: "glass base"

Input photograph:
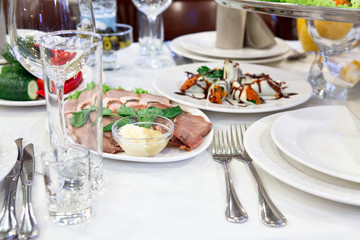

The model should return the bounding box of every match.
[134,56,174,69]
[307,67,348,100]
[49,207,91,225]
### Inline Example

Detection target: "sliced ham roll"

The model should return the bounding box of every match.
[223,59,242,85]
[207,79,228,104]
[240,74,287,98]
[230,81,263,105]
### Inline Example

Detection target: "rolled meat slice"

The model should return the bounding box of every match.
[223,59,242,85]
[229,81,263,105]
[207,79,228,104]
[240,74,287,98]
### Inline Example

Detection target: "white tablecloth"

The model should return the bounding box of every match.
[0,42,358,240]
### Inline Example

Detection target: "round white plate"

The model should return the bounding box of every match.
[271,105,360,183]
[170,37,291,64]
[0,66,95,107]
[245,112,360,206]
[0,131,18,181]
[154,62,313,113]
[103,106,213,163]
[179,31,291,59]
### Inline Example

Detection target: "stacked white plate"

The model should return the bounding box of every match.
[244,105,360,206]
[169,31,292,64]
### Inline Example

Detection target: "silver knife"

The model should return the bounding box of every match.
[19,144,38,240]
[346,81,360,120]
[0,138,23,240]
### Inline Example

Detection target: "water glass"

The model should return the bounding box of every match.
[138,11,164,56]
[42,144,92,225]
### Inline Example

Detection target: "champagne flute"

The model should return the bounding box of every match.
[40,31,103,190]
[131,0,173,69]
[306,19,360,99]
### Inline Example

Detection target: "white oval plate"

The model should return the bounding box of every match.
[154,62,313,113]
[103,106,213,163]
[245,112,360,206]
[0,131,18,181]
[170,36,291,64]
[179,31,291,59]
[271,105,360,183]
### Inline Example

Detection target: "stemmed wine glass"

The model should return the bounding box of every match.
[8,0,95,79]
[8,0,104,190]
[306,19,360,99]
[131,0,173,69]
[7,0,96,145]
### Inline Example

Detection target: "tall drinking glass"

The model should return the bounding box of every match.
[40,31,103,191]
[131,0,173,69]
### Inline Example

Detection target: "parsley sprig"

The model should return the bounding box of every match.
[103,105,183,131]
[197,66,223,79]
[70,104,183,131]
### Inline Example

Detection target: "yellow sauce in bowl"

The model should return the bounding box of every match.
[118,124,168,157]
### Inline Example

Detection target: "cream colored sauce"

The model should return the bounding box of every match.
[118,124,167,157]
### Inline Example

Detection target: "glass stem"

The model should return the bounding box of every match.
[54,82,68,143]
[147,15,158,60]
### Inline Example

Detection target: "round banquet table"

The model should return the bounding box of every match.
[0,41,358,240]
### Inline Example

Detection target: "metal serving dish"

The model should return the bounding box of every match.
[215,0,360,23]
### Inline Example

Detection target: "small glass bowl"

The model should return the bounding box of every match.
[97,24,133,70]
[111,115,174,157]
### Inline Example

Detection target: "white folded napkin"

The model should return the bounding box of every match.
[215,4,276,50]
[0,5,6,61]
[215,5,246,49]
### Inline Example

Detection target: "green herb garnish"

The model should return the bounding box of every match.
[197,66,223,78]
[0,43,35,78]
[70,105,97,128]
[132,87,149,94]
[103,84,124,94]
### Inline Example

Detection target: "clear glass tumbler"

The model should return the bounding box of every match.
[42,143,92,225]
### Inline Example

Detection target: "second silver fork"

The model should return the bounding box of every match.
[230,124,287,227]
[212,129,248,223]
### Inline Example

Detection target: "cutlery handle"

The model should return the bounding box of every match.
[19,181,38,240]
[247,161,287,227]
[222,161,248,223]
[0,176,19,239]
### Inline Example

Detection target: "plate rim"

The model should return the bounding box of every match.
[244,112,360,206]
[153,61,313,113]
[179,31,291,59]
[103,105,213,163]
[170,36,291,64]
[270,105,360,183]
[0,131,18,181]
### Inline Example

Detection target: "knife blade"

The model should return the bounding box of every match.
[346,81,360,120]
[19,143,38,240]
[0,138,23,240]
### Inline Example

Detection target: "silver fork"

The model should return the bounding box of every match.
[230,124,287,227]
[212,129,248,223]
